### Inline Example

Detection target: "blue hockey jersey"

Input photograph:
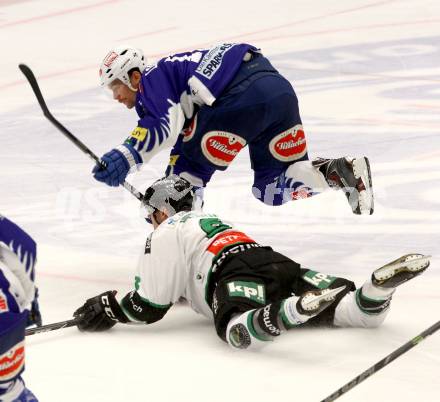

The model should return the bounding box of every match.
[124,43,258,163]
[0,216,37,386]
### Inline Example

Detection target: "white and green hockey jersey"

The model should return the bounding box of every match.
[121,211,257,322]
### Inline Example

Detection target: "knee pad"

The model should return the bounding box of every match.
[226,310,273,350]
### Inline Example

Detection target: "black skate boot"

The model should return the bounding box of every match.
[372,254,431,288]
[312,157,374,215]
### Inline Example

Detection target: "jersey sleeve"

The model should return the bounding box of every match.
[119,227,186,324]
[0,217,36,310]
[0,216,36,278]
[124,65,186,164]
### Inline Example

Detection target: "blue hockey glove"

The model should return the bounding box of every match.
[93,144,141,187]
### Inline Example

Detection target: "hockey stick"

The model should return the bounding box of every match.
[321,320,440,401]
[18,64,143,202]
[25,317,81,336]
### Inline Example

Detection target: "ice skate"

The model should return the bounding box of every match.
[297,286,346,316]
[281,286,346,327]
[372,254,431,288]
[313,156,374,215]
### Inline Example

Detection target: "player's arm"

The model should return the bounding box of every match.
[0,216,41,327]
[93,68,186,187]
[0,215,37,274]
[74,230,184,331]
[72,289,172,332]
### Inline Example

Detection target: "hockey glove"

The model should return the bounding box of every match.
[27,287,42,327]
[74,290,129,332]
[93,144,141,187]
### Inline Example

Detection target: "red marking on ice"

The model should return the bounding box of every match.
[245,18,440,44]
[351,117,440,128]
[2,1,440,91]
[409,104,440,110]
[117,27,178,41]
[0,0,120,29]
[146,0,402,56]
[38,271,130,286]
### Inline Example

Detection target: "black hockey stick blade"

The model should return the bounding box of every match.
[26,317,81,336]
[18,64,143,201]
[321,320,440,401]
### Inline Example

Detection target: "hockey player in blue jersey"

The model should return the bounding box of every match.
[0,216,39,402]
[94,43,374,214]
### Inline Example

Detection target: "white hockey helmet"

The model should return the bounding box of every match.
[99,45,147,90]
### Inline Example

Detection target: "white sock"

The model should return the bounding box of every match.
[361,278,395,300]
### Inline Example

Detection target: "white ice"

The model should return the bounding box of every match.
[1,0,439,401]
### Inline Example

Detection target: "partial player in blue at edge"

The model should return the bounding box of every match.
[93,43,374,214]
[0,215,40,402]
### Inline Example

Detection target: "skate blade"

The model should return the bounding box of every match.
[301,285,347,312]
[374,254,431,282]
[352,157,374,215]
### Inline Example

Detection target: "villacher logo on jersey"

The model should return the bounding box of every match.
[0,341,25,381]
[201,131,246,167]
[269,124,307,162]
[0,289,9,313]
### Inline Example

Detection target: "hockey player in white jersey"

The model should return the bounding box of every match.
[0,215,39,401]
[73,176,429,349]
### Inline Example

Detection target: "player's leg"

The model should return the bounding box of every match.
[0,312,38,402]
[174,54,292,193]
[290,268,357,327]
[165,132,215,188]
[225,286,346,349]
[0,377,38,402]
[247,74,373,213]
[1,268,38,401]
[247,75,326,206]
[334,254,430,328]
[164,134,210,210]
[210,247,347,350]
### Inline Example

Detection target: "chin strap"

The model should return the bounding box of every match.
[128,83,138,92]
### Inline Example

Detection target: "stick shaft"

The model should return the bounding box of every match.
[321,320,440,402]
[26,318,80,336]
[18,64,143,201]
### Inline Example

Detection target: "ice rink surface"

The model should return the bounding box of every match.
[1,0,439,401]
